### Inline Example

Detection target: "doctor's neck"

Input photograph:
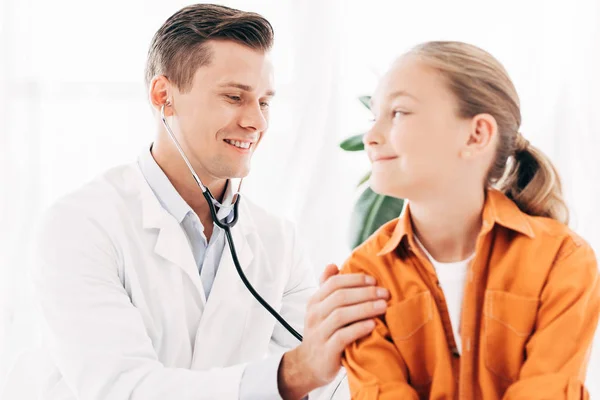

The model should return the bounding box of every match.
[151,138,228,225]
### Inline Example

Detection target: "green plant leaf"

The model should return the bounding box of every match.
[348,187,405,249]
[357,171,371,187]
[339,133,365,151]
[359,95,371,110]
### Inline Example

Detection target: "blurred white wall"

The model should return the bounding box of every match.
[1,0,599,396]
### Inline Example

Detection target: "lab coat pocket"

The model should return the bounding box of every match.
[386,291,434,388]
[483,290,539,382]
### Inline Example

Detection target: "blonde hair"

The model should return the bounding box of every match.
[408,41,569,224]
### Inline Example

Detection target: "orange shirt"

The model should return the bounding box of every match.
[341,190,600,399]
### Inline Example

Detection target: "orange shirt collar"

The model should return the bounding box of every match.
[377,189,536,256]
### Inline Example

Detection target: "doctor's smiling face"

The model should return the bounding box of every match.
[146,5,275,181]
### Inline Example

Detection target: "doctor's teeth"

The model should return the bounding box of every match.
[226,139,251,149]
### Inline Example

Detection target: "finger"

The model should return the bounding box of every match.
[320,300,387,339]
[319,263,340,285]
[312,273,376,304]
[319,286,389,318]
[327,319,377,355]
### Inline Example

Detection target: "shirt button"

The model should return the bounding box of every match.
[452,347,460,358]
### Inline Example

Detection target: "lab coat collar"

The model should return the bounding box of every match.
[134,158,255,303]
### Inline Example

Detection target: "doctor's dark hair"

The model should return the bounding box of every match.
[409,41,569,224]
[145,4,274,92]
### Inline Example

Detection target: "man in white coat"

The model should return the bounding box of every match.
[33,4,390,400]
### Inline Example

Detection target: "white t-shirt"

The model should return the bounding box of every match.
[414,236,474,354]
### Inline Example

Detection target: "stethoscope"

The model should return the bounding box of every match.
[160,101,303,342]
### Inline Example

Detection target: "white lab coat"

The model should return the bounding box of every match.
[32,162,348,400]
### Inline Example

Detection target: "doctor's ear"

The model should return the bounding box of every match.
[149,75,173,115]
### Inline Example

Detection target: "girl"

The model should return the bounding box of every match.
[342,41,599,399]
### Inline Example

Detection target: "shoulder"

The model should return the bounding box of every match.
[340,218,402,276]
[37,163,142,247]
[525,214,595,264]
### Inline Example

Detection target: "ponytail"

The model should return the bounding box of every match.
[497,133,569,224]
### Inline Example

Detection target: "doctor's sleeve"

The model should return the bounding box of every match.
[240,222,318,399]
[32,202,250,400]
[274,223,355,400]
[270,222,318,351]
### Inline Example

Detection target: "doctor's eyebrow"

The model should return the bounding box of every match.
[218,82,276,97]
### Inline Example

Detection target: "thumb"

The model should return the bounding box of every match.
[319,263,340,285]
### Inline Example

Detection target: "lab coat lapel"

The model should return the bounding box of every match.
[191,200,256,368]
[138,167,208,304]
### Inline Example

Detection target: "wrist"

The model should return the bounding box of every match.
[277,347,319,400]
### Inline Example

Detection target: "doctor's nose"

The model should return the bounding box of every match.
[239,103,268,133]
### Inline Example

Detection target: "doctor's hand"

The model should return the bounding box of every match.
[278,263,389,399]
